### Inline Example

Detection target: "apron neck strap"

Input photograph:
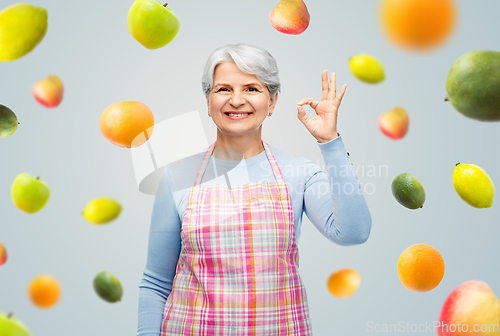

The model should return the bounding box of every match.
[193,140,285,187]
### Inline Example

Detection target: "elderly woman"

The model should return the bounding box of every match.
[137,43,372,336]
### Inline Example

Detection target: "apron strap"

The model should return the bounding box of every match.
[193,140,285,187]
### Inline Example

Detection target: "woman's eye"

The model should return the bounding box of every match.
[216,87,259,92]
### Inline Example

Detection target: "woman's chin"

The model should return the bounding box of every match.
[218,125,260,136]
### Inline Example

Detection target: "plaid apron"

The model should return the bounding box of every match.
[161,140,312,335]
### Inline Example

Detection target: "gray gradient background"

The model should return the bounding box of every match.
[1,0,499,335]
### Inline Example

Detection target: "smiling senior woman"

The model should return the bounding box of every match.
[137,43,372,336]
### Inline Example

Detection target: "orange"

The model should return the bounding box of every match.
[326,268,361,298]
[99,101,155,148]
[379,0,457,52]
[397,243,445,292]
[28,274,61,308]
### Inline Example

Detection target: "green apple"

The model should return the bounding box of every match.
[11,173,50,214]
[127,0,180,49]
[0,3,48,62]
[0,312,31,336]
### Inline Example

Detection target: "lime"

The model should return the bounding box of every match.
[348,54,385,84]
[93,271,123,303]
[391,173,426,209]
[453,163,494,208]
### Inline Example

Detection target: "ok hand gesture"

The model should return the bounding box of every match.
[297,70,347,143]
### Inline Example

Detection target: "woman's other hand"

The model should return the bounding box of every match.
[297,70,347,143]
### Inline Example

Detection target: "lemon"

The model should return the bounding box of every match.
[0,3,48,62]
[453,163,495,208]
[82,197,122,224]
[348,54,385,84]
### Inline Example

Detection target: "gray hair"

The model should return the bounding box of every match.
[201,43,281,101]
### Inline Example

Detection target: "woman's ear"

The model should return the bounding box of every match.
[269,92,278,112]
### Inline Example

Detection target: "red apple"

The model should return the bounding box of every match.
[438,280,500,335]
[378,106,409,140]
[0,243,7,266]
[269,0,310,35]
[32,75,64,108]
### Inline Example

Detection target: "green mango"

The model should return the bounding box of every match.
[445,50,500,121]
[0,105,18,138]
[391,173,426,210]
[0,3,48,62]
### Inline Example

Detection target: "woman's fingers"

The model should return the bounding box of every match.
[297,98,318,128]
[297,98,319,110]
[334,84,348,109]
[327,72,337,101]
[297,102,310,125]
[321,70,329,101]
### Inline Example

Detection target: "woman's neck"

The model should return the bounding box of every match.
[212,130,265,161]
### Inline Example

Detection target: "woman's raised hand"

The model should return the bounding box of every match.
[297,70,347,143]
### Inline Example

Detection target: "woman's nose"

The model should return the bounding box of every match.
[229,91,245,106]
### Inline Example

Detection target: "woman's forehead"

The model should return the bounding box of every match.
[214,63,258,80]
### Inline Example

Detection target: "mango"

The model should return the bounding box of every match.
[378,106,409,140]
[446,50,500,121]
[33,75,64,108]
[0,3,48,62]
[0,105,18,138]
[269,0,310,35]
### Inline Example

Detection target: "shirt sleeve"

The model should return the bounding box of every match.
[302,133,372,246]
[137,169,182,336]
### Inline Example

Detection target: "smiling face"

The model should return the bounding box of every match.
[207,62,277,137]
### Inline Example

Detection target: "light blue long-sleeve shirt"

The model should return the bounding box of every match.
[137,134,372,336]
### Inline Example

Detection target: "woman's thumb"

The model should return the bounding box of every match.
[297,104,310,125]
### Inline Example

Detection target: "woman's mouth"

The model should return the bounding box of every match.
[224,112,252,120]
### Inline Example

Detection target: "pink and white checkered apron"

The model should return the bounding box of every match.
[160,140,312,335]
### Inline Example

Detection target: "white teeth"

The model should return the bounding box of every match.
[227,113,250,116]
